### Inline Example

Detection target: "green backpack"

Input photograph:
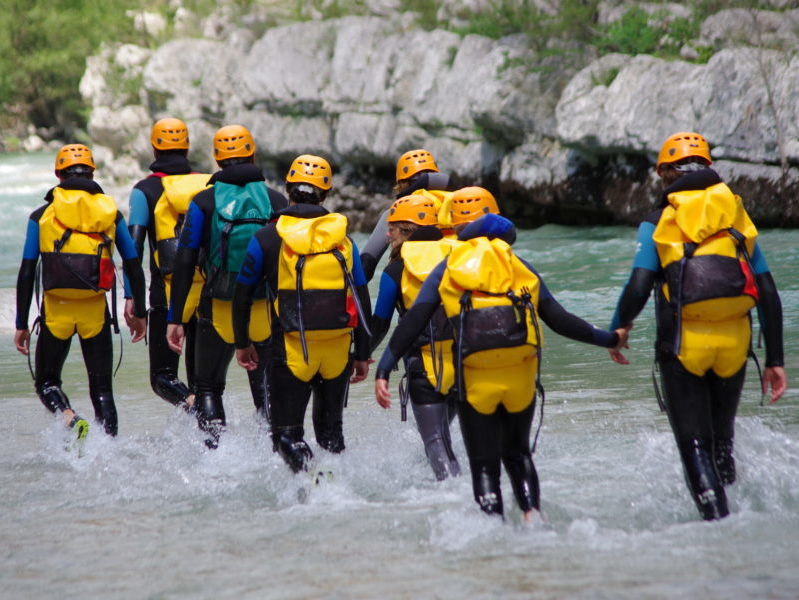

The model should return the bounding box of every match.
[206,180,272,299]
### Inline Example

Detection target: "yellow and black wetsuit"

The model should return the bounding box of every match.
[15,177,147,435]
[611,168,784,520]
[232,203,372,473]
[376,215,620,517]
[168,163,287,447]
[128,152,207,407]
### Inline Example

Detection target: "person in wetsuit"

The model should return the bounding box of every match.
[14,144,147,438]
[376,190,628,520]
[166,125,287,448]
[370,194,461,480]
[125,118,208,411]
[233,154,372,474]
[609,131,786,521]
[360,148,451,281]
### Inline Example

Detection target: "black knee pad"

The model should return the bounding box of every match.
[151,371,192,407]
[272,426,313,473]
[36,384,70,413]
[679,439,729,520]
[502,453,540,512]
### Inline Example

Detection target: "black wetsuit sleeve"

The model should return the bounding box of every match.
[122,257,148,318]
[538,295,619,348]
[375,261,444,380]
[168,247,198,324]
[613,267,657,329]
[129,224,147,270]
[232,280,257,349]
[15,258,37,330]
[369,261,403,354]
[353,283,372,360]
[755,272,784,367]
[360,208,390,282]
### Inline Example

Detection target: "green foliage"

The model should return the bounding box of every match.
[591,66,620,88]
[595,7,661,55]
[0,0,152,136]
[398,0,440,30]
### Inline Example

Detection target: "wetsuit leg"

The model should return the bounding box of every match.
[79,319,117,436]
[407,357,461,480]
[311,357,352,454]
[457,399,504,517]
[193,316,234,448]
[184,316,197,392]
[148,306,192,407]
[499,402,540,513]
[709,365,746,485]
[270,359,314,472]
[659,356,729,520]
[248,340,271,422]
[34,321,73,414]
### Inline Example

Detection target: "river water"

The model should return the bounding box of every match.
[1,152,797,599]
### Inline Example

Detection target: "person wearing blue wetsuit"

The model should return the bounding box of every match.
[125,118,205,410]
[233,155,371,473]
[609,132,786,521]
[14,144,147,438]
[166,125,287,448]
[376,213,627,519]
[370,195,461,480]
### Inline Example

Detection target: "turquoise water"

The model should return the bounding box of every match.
[1,153,797,599]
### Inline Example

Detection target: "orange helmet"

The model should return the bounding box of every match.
[656,131,711,172]
[286,154,333,190]
[387,194,438,227]
[396,149,439,183]
[55,144,95,171]
[449,187,499,225]
[213,124,256,161]
[151,117,189,150]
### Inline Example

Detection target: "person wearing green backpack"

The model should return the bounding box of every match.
[166,125,287,448]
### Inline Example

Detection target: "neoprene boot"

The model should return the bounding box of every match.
[273,426,313,473]
[678,438,729,520]
[151,371,192,407]
[195,391,226,449]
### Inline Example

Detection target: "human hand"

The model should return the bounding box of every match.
[609,325,631,365]
[236,345,259,370]
[14,329,30,356]
[166,323,184,354]
[763,366,787,404]
[123,299,136,329]
[350,360,369,383]
[375,378,391,409]
[130,316,147,343]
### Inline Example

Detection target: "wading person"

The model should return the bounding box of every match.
[14,144,147,439]
[233,154,371,474]
[125,117,210,411]
[609,131,786,520]
[166,125,287,448]
[369,194,460,480]
[375,188,628,520]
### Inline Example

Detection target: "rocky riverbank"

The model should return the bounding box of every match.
[78,1,799,229]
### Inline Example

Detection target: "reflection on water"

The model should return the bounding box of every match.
[1,153,797,599]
